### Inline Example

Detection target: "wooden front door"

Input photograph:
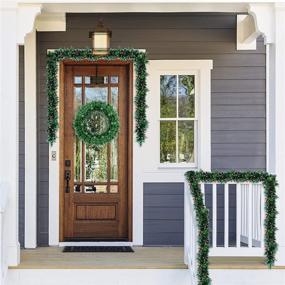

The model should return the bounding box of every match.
[61,63,132,241]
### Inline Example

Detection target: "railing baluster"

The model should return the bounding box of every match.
[245,184,248,241]
[258,184,260,242]
[252,184,255,242]
[241,184,244,240]
[201,183,205,205]
[242,184,245,238]
[258,184,261,242]
[260,184,265,249]
[255,184,258,242]
[212,183,217,248]
[256,185,259,241]
[244,185,246,239]
[255,185,257,241]
[248,183,253,248]
[224,183,229,248]
[236,183,241,248]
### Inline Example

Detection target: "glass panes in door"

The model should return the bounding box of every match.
[73,75,119,194]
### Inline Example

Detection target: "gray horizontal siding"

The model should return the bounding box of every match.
[19,46,25,247]
[212,130,265,143]
[212,118,265,131]
[212,93,265,105]
[144,183,184,246]
[212,156,266,170]
[67,13,238,29]
[212,67,266,80]
[212,144,265,156]
[212,105,265,118]
[37,31,49,246]
[35,13,266,245]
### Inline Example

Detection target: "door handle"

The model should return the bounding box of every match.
[65,170,71,193]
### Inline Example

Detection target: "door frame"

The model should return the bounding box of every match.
[58,60,133,242]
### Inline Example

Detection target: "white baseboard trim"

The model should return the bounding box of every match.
[7,269,189,285]
[59,241,134,247]
[8,243,20,266]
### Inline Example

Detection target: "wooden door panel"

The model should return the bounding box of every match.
[76,205,117,220]
[73,225,119,238]
[61,63,132,241]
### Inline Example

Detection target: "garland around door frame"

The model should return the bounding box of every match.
[46,48,148,145]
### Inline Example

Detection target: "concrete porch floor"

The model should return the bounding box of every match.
[9,247,281,270]
[9,247,187,269]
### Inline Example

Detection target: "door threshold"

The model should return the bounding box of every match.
[59,241,133,247]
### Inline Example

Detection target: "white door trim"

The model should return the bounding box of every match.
[49,62,140,245]
[48,63,60,246]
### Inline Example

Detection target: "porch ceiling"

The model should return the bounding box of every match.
[33,2,249,14]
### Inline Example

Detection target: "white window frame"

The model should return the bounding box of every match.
[147,60,213,171]
[159,72,198,168]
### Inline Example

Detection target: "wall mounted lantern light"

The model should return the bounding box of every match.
[89,21,112,56]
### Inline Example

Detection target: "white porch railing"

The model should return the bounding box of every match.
[184,181,198,285]
[184,180,266,284]
[201,182,265,257]
[0,185,8,285]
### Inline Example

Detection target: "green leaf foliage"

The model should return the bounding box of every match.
[73,101,119,146]
[185,170,278,285]
[46,48,148,145]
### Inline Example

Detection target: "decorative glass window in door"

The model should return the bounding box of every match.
[73,75,119,193]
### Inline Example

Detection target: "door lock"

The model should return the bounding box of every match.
[65,170,71,193]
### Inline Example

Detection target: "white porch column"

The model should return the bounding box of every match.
[18,4,41,248]
[272,4,285,266]
[0,3,20,265]
[24,30,37,248]
[0,2,41,263]
[250,2,285,266]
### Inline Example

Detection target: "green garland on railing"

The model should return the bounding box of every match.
[185,170,278,285]
[46,48,148,145]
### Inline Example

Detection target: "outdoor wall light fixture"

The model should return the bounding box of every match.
[89,21,112,55]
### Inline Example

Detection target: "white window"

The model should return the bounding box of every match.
[146,60,212,171]
[160,74,197,166]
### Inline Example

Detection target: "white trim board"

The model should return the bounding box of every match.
[7,269,285,285]
[133,60,212,244]
[48,60,212,246]
[16,2,249,14]
[144,60,212,172]
[7,269,190,285]
[48,64,60,246]
[24,29,37,248]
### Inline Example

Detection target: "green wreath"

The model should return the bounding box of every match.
[73,101,119,146]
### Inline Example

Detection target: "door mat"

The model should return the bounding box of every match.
[63,246,134,253]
